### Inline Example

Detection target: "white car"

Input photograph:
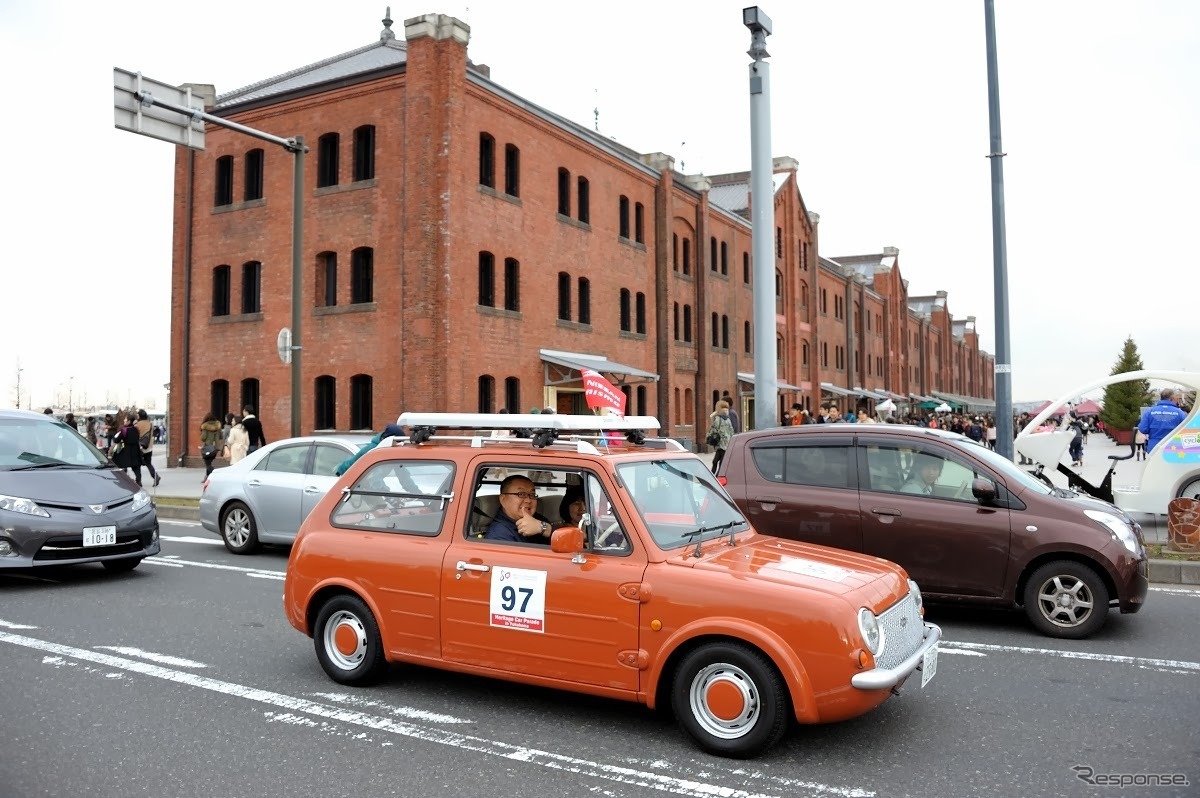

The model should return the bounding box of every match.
[200,435,372,554]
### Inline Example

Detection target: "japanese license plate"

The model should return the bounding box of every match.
[83,526,117,547]
[921,644,938,688]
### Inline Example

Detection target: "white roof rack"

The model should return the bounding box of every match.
[396,413,661,431]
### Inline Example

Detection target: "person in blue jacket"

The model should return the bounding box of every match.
[1138,389,1188,454]
[335,423,405,476]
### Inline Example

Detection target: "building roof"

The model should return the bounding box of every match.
[707,174,786,214]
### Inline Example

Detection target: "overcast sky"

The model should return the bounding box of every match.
[1,0,1196,414]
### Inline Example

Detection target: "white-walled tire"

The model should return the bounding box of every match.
[313,595,387,686]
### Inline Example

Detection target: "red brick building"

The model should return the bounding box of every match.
[168,12,993,463]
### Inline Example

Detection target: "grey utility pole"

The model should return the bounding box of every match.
[744,6,778,431]
[983,0,1014,458]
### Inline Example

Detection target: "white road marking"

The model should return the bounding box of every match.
[941,641,1200,672]
[309,692,473,724]
[43,655,128,680]
[159,521,203,528]
[1,629,867,798]
[937,648,986,657]
[1149,586,1200,597]
[95,646,208,669]
[0,619,38,630]
[161,534,222,545]
[144,556,284,580]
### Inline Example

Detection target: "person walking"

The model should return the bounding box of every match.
[720,391,741,434]
[240,406,267,454]
[134,409,161,487]
[985,418,998,450]
[707,400,735,474]
[1068,419,1085,467]
[199,412,223,478]
[111,413,143,485]
[226,416,250,464]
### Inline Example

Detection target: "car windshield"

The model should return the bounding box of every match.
[0,418,108,470]
[616,457,749,550]
[950,438,1053,496]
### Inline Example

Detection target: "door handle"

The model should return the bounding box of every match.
[456,561,490,573]
[303,486,323,494]
[247,480,261,487]
[752,496,782,504]
[870,507,901,517]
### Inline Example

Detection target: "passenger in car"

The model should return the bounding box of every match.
[483,475,554,544]
[900,454,943,495]
[558,486,586,527]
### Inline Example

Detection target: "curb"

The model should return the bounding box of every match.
[1147,558,1200,586]
[154,503,200,522]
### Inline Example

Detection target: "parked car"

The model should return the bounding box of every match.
[200,434,372,554]
[0,408,159,572]
[283,413,940,758]
[717,424,1148,639]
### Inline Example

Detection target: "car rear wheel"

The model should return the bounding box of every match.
[220,501,260,555]
[1023,560,1109,639]
[1177,476,1200,500]
[101,557,142,573]
[313,595,387,686]
[670,641,788,758]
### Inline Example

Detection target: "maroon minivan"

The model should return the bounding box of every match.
[717,425,1148,638]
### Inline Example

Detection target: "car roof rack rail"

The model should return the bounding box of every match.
[393,412,681,452]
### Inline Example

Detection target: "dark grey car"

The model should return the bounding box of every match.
[0,409,159,572]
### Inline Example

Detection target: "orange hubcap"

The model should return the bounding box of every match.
[334,623,360,656]
[704,679,746,721]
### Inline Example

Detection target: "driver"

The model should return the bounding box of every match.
[900,453,943,495]
[483,475,554,544]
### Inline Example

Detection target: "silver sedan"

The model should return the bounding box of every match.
[199,435,372,554]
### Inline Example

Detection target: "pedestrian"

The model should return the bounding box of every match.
[95,414,113,457]
[226,416,250,464]
[199,412,223,478]
[240,406,267,454]
[135,409,161,487]
[63,413,76,433]
[706,400,735,474]
[222,412,235,452]
[42,407,53,415]
[1138,388,1188,454]
[789,403,805,426]
[111,413,143,485]
[85,416,97,446]
[720,391,741,434]
[985,418,998,450]
[1069,419,1085,467]
[966,417,984,443]
[1134,428,1147,461]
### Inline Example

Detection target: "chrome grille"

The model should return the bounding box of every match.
[876,592,924,670]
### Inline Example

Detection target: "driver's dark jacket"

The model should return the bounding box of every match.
[483,511,552,543]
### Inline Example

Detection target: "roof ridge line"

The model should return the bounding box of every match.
[216,39,405,104]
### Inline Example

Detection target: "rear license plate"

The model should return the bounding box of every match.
[921,644,938,688]
[83,526,117,547]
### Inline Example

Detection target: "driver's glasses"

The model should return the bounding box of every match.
[502,491,538,500]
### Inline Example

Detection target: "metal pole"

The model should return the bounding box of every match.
[745,7,777,430]
[984,0,1014,458]
[290,136,305,438]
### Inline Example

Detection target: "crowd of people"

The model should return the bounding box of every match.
[198,406,267,478]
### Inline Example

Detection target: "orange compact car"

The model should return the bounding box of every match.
[283,413,941,758]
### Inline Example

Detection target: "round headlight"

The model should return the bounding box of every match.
[908,578,924,616]
[858,608,883,655]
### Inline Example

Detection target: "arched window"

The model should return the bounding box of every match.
[743,252,750,284]
[672,234,679,271]
[478,375,495,413]
[241,261,261,313]
[504,258,520,311]
[775,269,782,298]
[350,374,373,429]
[799,279,808,307]
[479,132,495,187]
[240,379,260,419]
[636,385,647,416]
[212,265,231,316]
[353,125,375,181]
[635,293,646,334]
[317,132,339,188]
[722,315,730,349]
[673,302,680,340]
[351,247,373,303]
[776,333,785,364]
[711,312,719,347]
[634,202,645,243]
[504,377,520,413]
[710,237,718,272]
[674,388,681,425]
[244,148,264,201]
[684,389,694,424]
[210,380,229,422]
[214,155,233,206]
[618,195,630,238]
[577,277,590,325]
[314,376,336,429]
[802,340,809,366]
[504,144,520,196]
[478,251,495,306]
[557,272,571,320]
[619,289,631,331]
[577,176,589,223]
[720,241,728,275]
[682,238,691,275]
[683,305,692,343]
[744,321,751,354]
[557,167,571,215]
[316,252,337,307]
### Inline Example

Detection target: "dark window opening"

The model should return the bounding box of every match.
[241,261,261,314]
[636,385,647,416]
[710,237,718,271]
[478,251,495,307]
[350,374,373,429]
[215,156,234,206]
[722,315,730,349]
[577,277,590,325]
[244,149,264,201]
[315,376,336,429]
[682,238,691,275]
[577,176,589,223]
[240,379,260,420]
[317,133,339,188]
[711,312,719,347]
[744,321,752,354]
[673,303,679,341]
[557,272,571,320]
[743,252,750,284]
[504,377,520,413]
[210,380,229,422]
[504,144,520,197]
[212,265,231,317]
[353,125,376,181]
[351,248,373,304]
[478,375,495,413]
[619,195,630,238]
[479,133,495,187]
[504,258,520,311]
[635,292,646,334]
[317,252,337,307]
[620,289,631,331]
[683,304,692,343]
[721,241,728,275]
[557,167,570,216]
[634,203,645,243]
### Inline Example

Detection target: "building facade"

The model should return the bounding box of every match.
[167,12,993,464]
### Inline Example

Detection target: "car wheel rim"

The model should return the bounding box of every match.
[1036,574,1094,628]
[688,662,759,739]
[1180,478,1200,500]
[224,509,250,546]
[324,610,367,671]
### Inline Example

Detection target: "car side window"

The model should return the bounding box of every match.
[311,443,350,477]
[866,445,984,503]
[584,472,631,554]
[255,444,309,474]
[331,460,454,536]
[864,445,915,493]
[751,443,854,490]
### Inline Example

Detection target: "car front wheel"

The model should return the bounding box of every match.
[220,501,260,555]
[313,595,388,686]
[1023,560,1109,639]
[670,642,789,758]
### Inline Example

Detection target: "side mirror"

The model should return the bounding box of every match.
[550,525,585,554]
[971,477,998,505]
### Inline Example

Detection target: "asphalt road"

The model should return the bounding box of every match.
[1,520,1196,798]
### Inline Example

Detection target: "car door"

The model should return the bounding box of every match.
[247,443,311,537]
[738,434,861,552]
[856,437,1011,597]
[301,442,354,527]
[440,460,646,691]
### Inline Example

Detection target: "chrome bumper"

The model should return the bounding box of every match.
[850,622,941,691]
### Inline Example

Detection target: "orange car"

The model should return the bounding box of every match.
[283,413,941,758]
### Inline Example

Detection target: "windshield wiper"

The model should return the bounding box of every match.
[8,461,68,471]
[682,521,741,557]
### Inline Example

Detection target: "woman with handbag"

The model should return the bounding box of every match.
[199,412,224,478]
[111,413,143,485]
[706,400,735,474]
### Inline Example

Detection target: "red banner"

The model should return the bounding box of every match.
[581,369,626,417]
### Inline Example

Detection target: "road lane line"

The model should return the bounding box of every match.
[309,692,473,724]
[938,649,986,657]
[0,619,38,630]
[940,641,1200,672]
[161,535,222,545]
[144,556,285,579]
[0,629,869,798]
[1149,586,1200,597]
[95,646,208,668]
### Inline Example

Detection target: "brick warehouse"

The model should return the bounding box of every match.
[168,11,994,464]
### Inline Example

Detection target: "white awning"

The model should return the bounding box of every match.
[820,382,854,396]
[540,349,659,384]
[853,387,889,400]
[737,372,802,392]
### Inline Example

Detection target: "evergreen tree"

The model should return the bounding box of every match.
[1100,336,1150,433]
